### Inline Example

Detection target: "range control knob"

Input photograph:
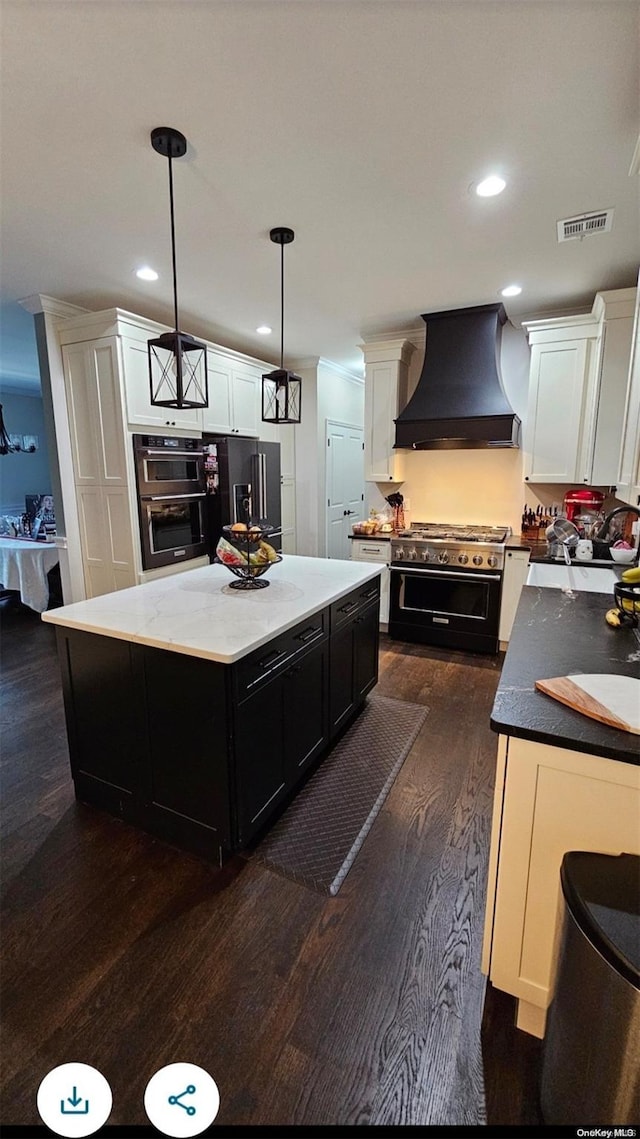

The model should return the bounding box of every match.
[458,553,469,565]
[487,554,499,568]
[395,546,404,560]
[472,554,483,566]
[421,549,430,562]
[438,551,449,564]
[407,547,417,560]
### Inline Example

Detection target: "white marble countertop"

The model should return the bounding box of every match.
[41,555,382,664]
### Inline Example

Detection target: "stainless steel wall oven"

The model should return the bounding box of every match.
[388,524,508,654]
[133,435,207,570]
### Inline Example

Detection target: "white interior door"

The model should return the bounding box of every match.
[326,420,365,559]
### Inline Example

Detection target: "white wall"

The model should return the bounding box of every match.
[292,357,364,557]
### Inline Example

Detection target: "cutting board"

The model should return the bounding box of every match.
[535,674,640,735]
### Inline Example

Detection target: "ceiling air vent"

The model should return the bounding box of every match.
[557,209,614,242]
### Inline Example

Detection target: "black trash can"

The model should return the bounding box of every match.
[540,851,640,1125]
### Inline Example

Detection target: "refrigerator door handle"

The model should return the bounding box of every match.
[252,452,268,519]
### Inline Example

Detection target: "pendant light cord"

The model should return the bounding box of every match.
[168,152,179,333]
[279,239,285,370]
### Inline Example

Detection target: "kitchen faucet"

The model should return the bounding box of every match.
[596,506,640,565]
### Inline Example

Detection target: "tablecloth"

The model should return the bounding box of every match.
[0,538,60,613]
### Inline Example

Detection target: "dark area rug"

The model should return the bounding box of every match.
[250,693,429,895]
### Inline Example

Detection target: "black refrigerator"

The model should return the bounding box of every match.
[203,435,282,560]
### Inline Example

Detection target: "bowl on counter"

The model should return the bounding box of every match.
[610,547,637,564]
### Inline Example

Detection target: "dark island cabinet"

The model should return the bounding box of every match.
[233,636,329,845]
[55,578,379,866]
[329,579,380,739]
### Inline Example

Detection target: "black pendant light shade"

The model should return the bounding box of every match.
[262,227,302,425]
[148,127,208,410]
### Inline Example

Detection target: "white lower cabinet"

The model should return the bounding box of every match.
[350,538,390,625]
[75,485,136,597]
[498,549,530,645]
[482,735,640,1038]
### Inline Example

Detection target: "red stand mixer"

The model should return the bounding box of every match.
[563,489,605,537]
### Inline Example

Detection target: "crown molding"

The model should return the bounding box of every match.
[18,294,90,319]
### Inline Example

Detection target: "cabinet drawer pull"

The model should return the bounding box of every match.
[296,625,321,643]
[338,600,359,615]
[256,647,289,670]
[362,586,378,600]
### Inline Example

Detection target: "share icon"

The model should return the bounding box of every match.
[168,1085,196,1116]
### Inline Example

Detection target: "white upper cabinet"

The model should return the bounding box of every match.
[523,323,601,484]
[230,366,260,437]
[121,335,202,434]
[616,277,640,507]
[201,352,260,437]
[202,353,233,434]
[361,338,415,483]
[523,288,635,486]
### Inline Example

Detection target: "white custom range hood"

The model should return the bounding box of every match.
[394,303,521,450]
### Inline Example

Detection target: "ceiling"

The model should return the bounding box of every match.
[1,0,639,393]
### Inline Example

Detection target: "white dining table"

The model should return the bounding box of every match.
[0,537,60,613]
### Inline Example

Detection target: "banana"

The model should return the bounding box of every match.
[621,565,640,583]
[605,608,622,628]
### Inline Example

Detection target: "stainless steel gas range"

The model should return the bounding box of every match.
[388,522,511,654]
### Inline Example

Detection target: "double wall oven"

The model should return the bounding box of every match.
[133,435,207,570]
[389,523,509,654]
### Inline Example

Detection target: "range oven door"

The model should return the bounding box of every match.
[389,565,502,653]
[138,493,206,570]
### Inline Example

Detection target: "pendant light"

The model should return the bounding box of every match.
[261,227,302,424]
[0,405,22,454]
[147,127,208,410]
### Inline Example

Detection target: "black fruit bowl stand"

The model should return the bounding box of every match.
[216,525,282,590]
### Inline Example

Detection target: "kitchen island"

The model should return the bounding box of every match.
[482,585,639,1038]
[42,556,381,865]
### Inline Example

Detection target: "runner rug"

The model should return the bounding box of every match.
[250,693,429,896]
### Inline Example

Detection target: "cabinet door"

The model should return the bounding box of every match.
[202,355,233,434]
[280,477,296,554]
[121,337,202,433]
[353,601,380,701]
[328,600,379,738]
[498,550,530,644]
[284,641,328,777]
[617,283,640,507]
[231,367,260,437]
[64,339,127,486]
[524,341,592,483]
[234,679,288,844]
[488,736,640,1035]
[365,361,405,482]
[76,486,136,598]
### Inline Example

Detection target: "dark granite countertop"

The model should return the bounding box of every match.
[491,585,640,766]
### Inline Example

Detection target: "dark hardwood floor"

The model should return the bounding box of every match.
[0,602,542,1130]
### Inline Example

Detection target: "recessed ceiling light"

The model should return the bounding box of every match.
[500,284,522,297]
[476,175,506,197]
[136,266,158,281]
[256,325,272,335]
